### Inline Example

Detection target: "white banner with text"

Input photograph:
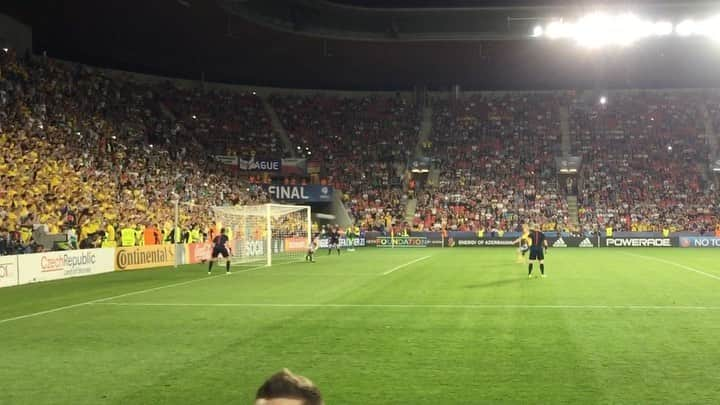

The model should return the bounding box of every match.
[17,248,115,284]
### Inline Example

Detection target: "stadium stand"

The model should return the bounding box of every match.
[1,51,719,254]
[270,94,419,231]
[570,92,716,234]
[415,93,568,233]
[0,54,270,252]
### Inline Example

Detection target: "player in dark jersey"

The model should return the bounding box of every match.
[208,228,232,275]
[328,226,340,256]
[527,223,548,278]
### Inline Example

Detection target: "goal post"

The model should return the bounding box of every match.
[212,203,311,267]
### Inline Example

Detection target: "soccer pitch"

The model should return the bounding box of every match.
[2,248,720,404]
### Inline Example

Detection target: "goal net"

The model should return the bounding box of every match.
[212,204,311,267]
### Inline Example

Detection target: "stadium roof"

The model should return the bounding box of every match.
[3,0,720,90]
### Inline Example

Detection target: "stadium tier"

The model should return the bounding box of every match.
[1,53,720,255]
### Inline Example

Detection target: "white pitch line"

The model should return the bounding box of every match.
[383,255,432,275]
[0,263,277,325]
[621,252,720,282]
[90,302,720,311]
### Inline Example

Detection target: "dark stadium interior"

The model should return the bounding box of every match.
[4,0,720,90]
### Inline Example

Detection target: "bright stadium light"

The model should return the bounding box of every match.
[676,16,720,40]
[702,15,720,40]
[539,13,673,47]
[676,20,695,36]
[532,25,544,37]
[599,96,607,105]
[545,21,569,39]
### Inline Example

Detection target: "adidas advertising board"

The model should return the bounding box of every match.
[547,237,596,248]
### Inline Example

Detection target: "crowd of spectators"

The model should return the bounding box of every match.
[415,93,569,233]
[161,85,282,157]
[0,52,269,252]
[570,92,716,234]
[271,94,419,231]
[2,51,719,254]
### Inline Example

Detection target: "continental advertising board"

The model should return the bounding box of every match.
[115,245,176,271]
[17,248,115,284]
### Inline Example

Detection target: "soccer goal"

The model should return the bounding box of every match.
[212,204,311,267]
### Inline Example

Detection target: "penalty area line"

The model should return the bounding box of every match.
[383,255,432,276]
[90,302,720,311]
[0,262,289,325]
[621,252,720,282]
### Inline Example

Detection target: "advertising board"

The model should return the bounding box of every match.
[678,236,720,248]
[18,248,115,283]
[0,256,19,288]
[603,238,674,248]
[376,237,429,248]
[115,245,176,271]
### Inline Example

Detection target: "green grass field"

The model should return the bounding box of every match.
[2,248,720,404]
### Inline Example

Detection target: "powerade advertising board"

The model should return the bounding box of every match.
[603,238,674,247]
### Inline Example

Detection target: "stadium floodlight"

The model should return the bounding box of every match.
[675,16,720,40]
[537,13,673,48]
[545,21,570,40]
[676,20,696,37]
[714,167,720,172]
[532,26,544,37]
[599,96,607,105]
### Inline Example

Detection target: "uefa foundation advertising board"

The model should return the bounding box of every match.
[116,245,176,270]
